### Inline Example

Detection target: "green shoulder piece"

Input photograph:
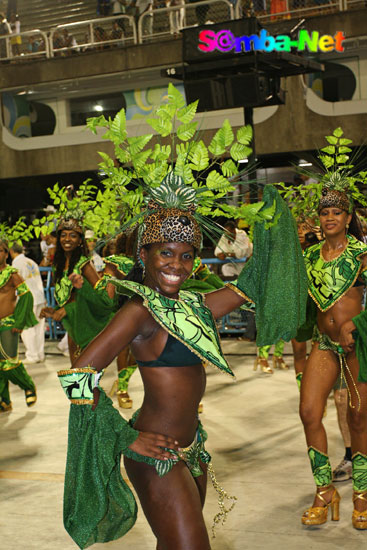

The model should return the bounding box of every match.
[304,235,367,312]
[0,266,17,289]
[105,255,134,277]
[54,256,90,307]
[111,279,235,378]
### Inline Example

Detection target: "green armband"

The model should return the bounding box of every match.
[57,368,104,404]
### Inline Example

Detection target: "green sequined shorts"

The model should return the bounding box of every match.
[124,410,211,478]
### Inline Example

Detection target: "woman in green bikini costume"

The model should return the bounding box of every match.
[40,214,115,362]
[57,172,307,550]
[300,182,367,529]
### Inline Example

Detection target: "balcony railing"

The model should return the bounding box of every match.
[0,0,356,62]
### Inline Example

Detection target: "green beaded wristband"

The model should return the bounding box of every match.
[57,368,104,404]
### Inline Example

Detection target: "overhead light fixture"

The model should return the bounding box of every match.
[239,158,249,164]
[94,104,103,112]
[299,159,312,167]
[17,90,27,95]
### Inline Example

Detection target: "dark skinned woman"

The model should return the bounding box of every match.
[40,214,115,362]
[57,178,307,549]
[300,183,367,529]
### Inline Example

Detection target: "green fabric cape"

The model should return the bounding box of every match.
[64,390,138,549]
[62,278,116,350]
[236,185,308,346]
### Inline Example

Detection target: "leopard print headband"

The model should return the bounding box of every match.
[318,189,352,214]
[138,202,202,252]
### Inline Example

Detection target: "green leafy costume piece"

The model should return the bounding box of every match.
[308,446,332,487]
[304,235,367,312]
[352,452,367,492]
[111,279,235,378]
[104,254,134,277]
[54,257,117,350]
[181,257,224,293]
[59,384,139,549]
[233,185,308,346]
[124,409,210,478]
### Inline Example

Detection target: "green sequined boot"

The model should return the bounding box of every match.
[302,447,340,526]
[352,452,367,530]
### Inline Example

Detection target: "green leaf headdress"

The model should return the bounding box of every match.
[57,208,85,234]
[276,127,367,220]
[86,83,257,252]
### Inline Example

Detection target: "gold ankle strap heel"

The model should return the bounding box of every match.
[352,491,367,529]
[302,486,340,525]
[253,357,273,374]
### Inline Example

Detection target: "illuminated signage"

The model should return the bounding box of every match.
[198,29,345,54]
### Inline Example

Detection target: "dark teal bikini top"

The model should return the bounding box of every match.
[136,333,201,367]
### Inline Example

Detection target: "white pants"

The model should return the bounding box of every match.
[21,303,46,362]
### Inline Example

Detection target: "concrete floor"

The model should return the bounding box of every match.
[1,339,366,550]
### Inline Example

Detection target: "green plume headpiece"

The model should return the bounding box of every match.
[85,83,280,251]
[57,208,85,234]
[276,127,367,220]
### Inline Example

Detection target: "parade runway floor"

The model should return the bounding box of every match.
[1,339,366,550]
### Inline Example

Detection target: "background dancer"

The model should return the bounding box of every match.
[40,213,115,362]
[295,133,367,529]
[0,238,38,412]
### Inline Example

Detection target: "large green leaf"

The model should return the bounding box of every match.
[127,134,153,155]
[221,119,234,147]
[237,125,253,145]
[146,117,172,137]
[321,146,335,154]
[188,140,209,170]
[230,143,252,161]
[111,109,127,142]
[333,127,343,138]
[221,159,238,177]
[206,170,230,190]
[177,121,198,141]
[177,101,198,123]
[167,82,185,109]
[325,135,338,145]
[150,144,171,162]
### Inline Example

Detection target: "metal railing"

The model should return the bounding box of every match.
[138,0,235,44]
[0,0,357,62]
[49,13,136,57]
[0,28,49,61]
[235,0,345,22]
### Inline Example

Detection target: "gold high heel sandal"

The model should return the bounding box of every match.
[253,357,273,374]
[117,390,133,409]
[273,356,289,370]
[302,486,340,525]
[109,379,118,397]
[352,491,367,529]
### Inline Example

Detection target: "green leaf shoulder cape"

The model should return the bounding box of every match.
[303,235,367,312]
[111,279,235,377]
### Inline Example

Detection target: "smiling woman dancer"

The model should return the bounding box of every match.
[57,173,307,550]
[40,213,115,362]
[299,179,367,529]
